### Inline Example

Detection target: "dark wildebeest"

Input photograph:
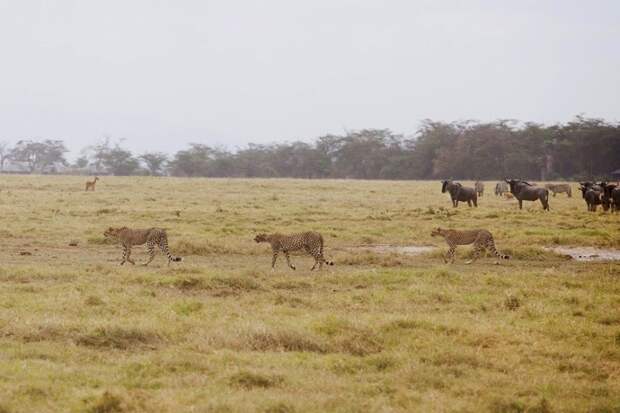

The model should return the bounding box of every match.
[441,180,478,207]
[544,183,572,197]
[579,184,603,212]
[505,179,550,210]
[495,181,508,196]
[600,183,619,212]
[580,181,603,193]
[603,184,620,212]
[474,181,484,197]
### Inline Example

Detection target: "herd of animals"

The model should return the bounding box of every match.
[82,176,618,269]
[443,179,620,212]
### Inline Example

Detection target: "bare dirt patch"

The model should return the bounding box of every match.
[545,247,620,261]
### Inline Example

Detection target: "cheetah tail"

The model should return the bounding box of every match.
[489,241,510,260]
[163,244,183,262]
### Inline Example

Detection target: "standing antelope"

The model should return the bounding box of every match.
[85,177,99,191]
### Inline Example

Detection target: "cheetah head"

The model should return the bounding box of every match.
[104,227,122,239]
[254,233,268,243]
[430,227,443,237]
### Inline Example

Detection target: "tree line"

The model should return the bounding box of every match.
[1,116,619,180]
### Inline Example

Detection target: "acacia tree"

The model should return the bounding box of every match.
[140,152,168,176]
[10,139,68,173]
[101,145,140,175]
[0,141,11,171]
[168,144,214,177]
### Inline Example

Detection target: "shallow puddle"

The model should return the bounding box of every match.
[349,245,436,255]
[545,246,620,261]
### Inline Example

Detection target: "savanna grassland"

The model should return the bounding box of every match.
[0,175,619,413]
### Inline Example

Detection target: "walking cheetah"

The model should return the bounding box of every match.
[254,231,334,271]
[431,227,509,265]
[104,227,183,266]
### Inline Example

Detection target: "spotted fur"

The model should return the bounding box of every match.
[431,227,509,265]
[104,226,183,266]
[254,231,334,271]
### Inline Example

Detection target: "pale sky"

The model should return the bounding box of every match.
[1,0,619,158]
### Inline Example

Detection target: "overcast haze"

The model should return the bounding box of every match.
[1,0,619,158]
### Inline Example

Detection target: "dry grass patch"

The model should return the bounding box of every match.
[171,276,207,291]
[172,239,238,256]
[504,294,521,311]
[85,392,125,413]
[245,330,328,353]
[229,371,284,389]
[339,252,403,267]
[85,295,104,306]
[75,326,162,350]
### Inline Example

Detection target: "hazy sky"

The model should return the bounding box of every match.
[1,0,619,157]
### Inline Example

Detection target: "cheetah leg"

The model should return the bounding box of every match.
[465,242,483,265]
[143,241,156,266]
[284,251,296,270]
[271,251,279,270]
[307,246,320,271]
[120,245,129,265]
[447,246,456,264]
[126,247,136,265]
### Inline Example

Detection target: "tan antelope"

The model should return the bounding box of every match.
[85,177,99,191]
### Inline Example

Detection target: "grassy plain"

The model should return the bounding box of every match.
[0,175,618,413]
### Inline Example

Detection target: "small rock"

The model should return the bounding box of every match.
[68,240,79,247]
[19,251,32,256]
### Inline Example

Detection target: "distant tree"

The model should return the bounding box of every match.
[94,139,114,172]
[73,156,89,169]
[71,116,620,180]
[168,144,214,177]
[139,152,168,176]
[10,139,68,173]
[101,144,140,176]
[0,141,11,171]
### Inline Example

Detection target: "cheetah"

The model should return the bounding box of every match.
[104,226,183,266]
[431,227,509,265]
[254,231,334,271]
[85,177,99,191]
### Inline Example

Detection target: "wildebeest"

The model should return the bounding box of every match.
[580,181,603,193]
[544,183,572,197]
[475,181,484,197]
[579,184,603,212]
[505,179,550,210]
[495,181,508,196]
[441,180,478,207]
[601,183,619,212]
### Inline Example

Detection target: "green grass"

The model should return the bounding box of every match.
[0,176,618,412]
